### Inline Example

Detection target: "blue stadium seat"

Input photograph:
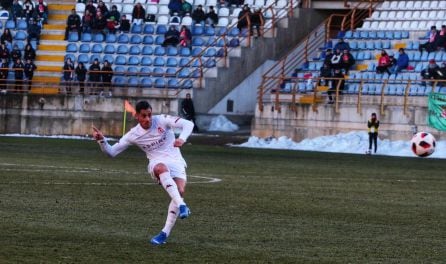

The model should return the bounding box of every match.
[401,31,409,39]
[165,67,176,75]
[205,58,216,67]
[366,41,374,50]
[343,31,353,39]
[182,79,193,89]
[140,67,152,76]
[192,37,205,46]
[104,44,115,54]
[114,66,126,75]
[179,57,191,66]
[65,54,75,62]
[113,76,126,86]
[66,43,77,52]
[168,78,180,88]
[228,28,240,37]
[14,31,26,41]
[79,43,90,53]
[180,47,191,57]
[204,47,217,57]
[68,32,79,42]
[140,77,153,87]
[89,54,100,63]
[93,34,104,42]
[141,56,153,66]
[127,56,140,65]
[142,46,153,55]
[131,24,143,34]
[385,31,393,39]
[394,31,402,40]
[130,35,142,44]
[16,41,25,50]
[166,46,178,56]
[103,54,114,64]
[216,38,227,47]
[155,36,165,45]
[382,40,391,49]
[78,54,89,64]
[144,24,155,34]
[81,33,92,42]
[356,51,364,60]
[129,46,141,55]
[368,31,376,39]
[216,27,227,36]
[191,68,201,78]
[359,31,368,39]
[205,26,215,36]
[178,68,190,78]
[128,77,139,86]
[156,25,168,35]
[191,47,202,56]
[126,66,138,76]
[117,45,129,54]
[153,67,164,76]
[17,20,27,30]
[154,46,166,56]
[118,34,129,43]
[115,55,127,65]
[153,57,165,66]
[154,78,166,88]
[91,44,103,53]
[377,31,385,39]
[192,26,204,36]
[105,34,117,43]
[143,35,154,45]
[5,20,15,29]
[166,57,178,67]
[357,41,366,50]
[374,41,382,50]
[408,86,418,96]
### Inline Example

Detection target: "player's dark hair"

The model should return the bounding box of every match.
[135,101,152,113]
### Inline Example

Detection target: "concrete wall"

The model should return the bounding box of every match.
[252,95,446,141]
[0,95,180,136]
[194,8,328,114]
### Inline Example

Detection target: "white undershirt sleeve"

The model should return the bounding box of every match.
[98,136,131,157]
[162,115,194,142]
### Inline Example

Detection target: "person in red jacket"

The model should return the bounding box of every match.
[376,49,391,75]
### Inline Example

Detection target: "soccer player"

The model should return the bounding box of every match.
[92,100,194,245]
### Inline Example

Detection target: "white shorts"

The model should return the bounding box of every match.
[148,160,187,183]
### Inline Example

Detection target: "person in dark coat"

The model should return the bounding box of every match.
[367,112,380,154]
[205,6,218,28]
[0,58,9,91]
[0,29,13,46]
[319,62,333,87]
[340,49,355,74]
[75,62,87,94]
[327,68,344,104]
[11,44,21,62]
[24,43,36,61]
[419,26,439,53]
[100,60,113,97]
[250,8,264,37]
[62,58,74,94]
[13,58,24,92]
[181,93,199,132]
[237,5,251,32]
[191,5,206,26]
[24,58,36,91]
[64,9,81,40]
[162,25,180,47]
[88,58,101,95]
[27,18,41,45]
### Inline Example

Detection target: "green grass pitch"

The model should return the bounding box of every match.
[0,136,445,263]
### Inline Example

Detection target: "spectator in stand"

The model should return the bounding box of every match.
[24,43,36,61]
[35,0,48,24]
[419,26,439,53]
[100,60,113,97]
[64,9,81,41]
[437,25,446,49]
[319,62,333,87]
[192,5,206,27]
[162,25,180,47]
[250,8,264,38]
[0,43,10,62]
[179,25,192,49]
[23,0,34,25]
[24,59,36,91]
[85,0,96,17]
[1,29,13,46]
[228,0,243,7]
[205,6,218,28]
[11,44,21,62]
[323,49,333,68]
[328,68,344,104]
[107,5,121,23]
[62,58,74,94]
[88,58,101,95]
[27,18,41,45]
[13,58,24,92]
[330,49,342,69]
[168,0,182,16]
[132,2,146,25]
[181,93,199,132]
[75,62,87,94]
[334,38,350,52]
[0,59,8,91]
[237,5,251,33]
[82,9,94,33]
[181,0,193,17]
[421,59,441,81]
[340,49,355,74]
[106,16,119,34]
[94,11,107,37]
[393,48,409,75]
[97,1,109,17]
[120,15,130,32]
[10,0,24,23]
[376,49,391,75]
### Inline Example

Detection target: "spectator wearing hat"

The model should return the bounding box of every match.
[334,38,350,52]
[421,59,441,80]
[376,49,391,75]
[437,25,446,49]
[205,6,218,28]
[27,18,41,45]
[106,16,119,34]
[393,48,409,75]
[419,26,439,53]
[340,49,355,74]
[192,5,206,27]
[107,5,121,22]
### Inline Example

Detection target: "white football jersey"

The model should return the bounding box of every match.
[99,115,194,166]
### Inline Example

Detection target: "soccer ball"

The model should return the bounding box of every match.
[411,132,436,157]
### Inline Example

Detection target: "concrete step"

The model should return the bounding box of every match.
[48,14,68,20]
[30,87,60,94]
[41,34,65,41]
[38,44,67,51]
[44,24,66,30]
[37,50,66,56]
[35,65,63,72]
[48,4,74,11]
[46,20,66,25]
[34,71,63,78]
[36,54,65,62]
[41,29,65,35]
[33,76,61,82]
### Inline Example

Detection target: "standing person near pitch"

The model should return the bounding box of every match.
[92,100,193,245]
[367,112,380,154]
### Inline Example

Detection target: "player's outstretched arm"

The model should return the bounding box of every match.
[174,118,194,146]
[92,125,130,157]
